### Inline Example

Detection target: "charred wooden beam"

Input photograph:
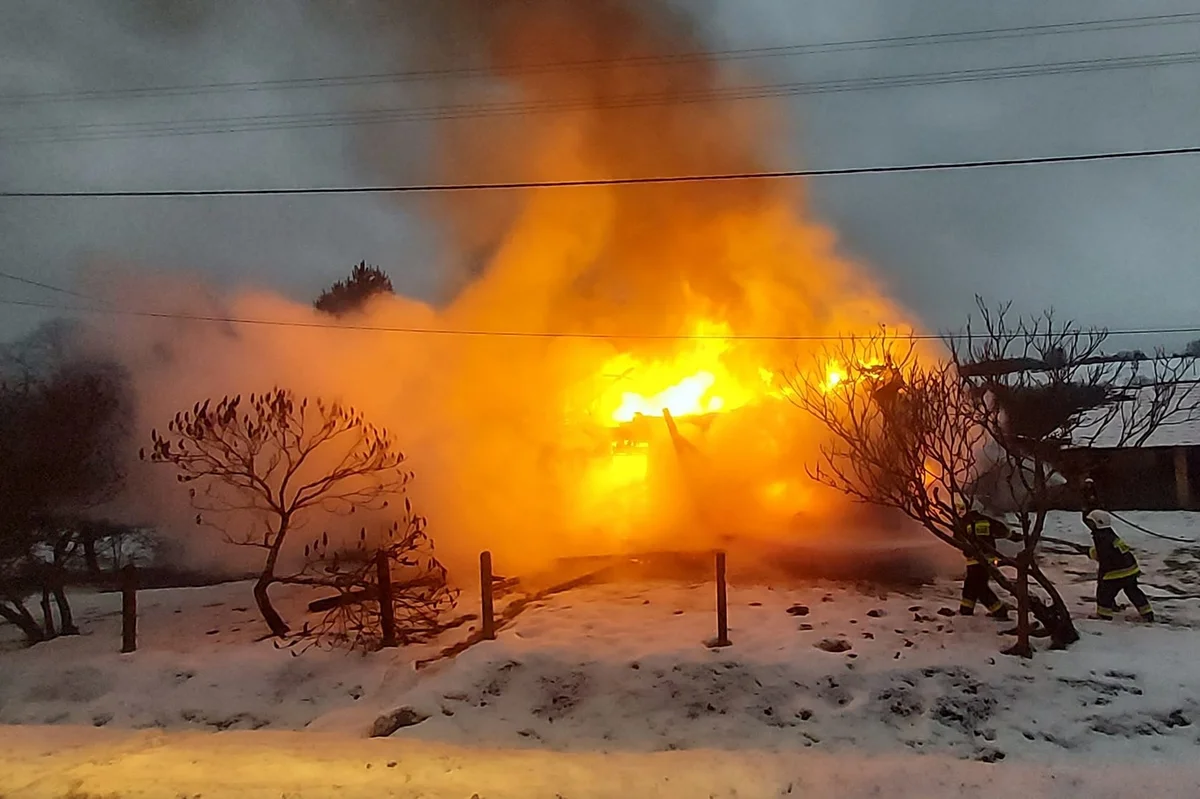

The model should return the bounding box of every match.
[662,408,700,457]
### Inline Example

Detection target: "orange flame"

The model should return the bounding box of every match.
[594,322,765,426]
[612,370,722,422]
[824,365,847,391]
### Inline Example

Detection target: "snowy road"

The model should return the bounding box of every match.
[4,725,1200,798]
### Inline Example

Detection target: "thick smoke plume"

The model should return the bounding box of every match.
[87,0,929,579]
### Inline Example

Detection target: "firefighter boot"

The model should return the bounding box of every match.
[986,602,1011,621]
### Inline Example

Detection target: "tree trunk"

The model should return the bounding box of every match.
[1028,562,1080,648]
[82,530,102,577]
[50,537,80,636]
[1003,559,1034,658]
[40,584,56,638]
[253,517,292,637]
[253,575,289,637]
[1023,481,1079,649]
[988,563,1078,650]
[52,580,79,635]
[0,599,46,645]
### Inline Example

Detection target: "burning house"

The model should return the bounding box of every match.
[99,0,947,583]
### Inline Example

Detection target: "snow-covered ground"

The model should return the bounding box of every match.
[4,511,1200,797]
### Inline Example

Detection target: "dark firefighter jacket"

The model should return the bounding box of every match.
[959,511,1019,566]
[1088,528,1141,581]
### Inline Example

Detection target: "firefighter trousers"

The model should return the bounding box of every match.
[1096,576,1154,620]
[961,563,1004,615]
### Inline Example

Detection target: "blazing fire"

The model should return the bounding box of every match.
[598,322,761,426]
[612,370,723,423]
[547,317,920,555]
[106,1,935,577]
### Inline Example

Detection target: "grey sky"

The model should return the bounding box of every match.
[2,0,1199,346]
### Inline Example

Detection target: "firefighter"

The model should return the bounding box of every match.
[1085,509,1154,622]
[957,500,1019,619]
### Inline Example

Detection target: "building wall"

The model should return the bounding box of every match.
[1058,446,1193,511]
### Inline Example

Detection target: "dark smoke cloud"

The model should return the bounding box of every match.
[343,0,808,343]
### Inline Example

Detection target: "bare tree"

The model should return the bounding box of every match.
[0,342,130,646]
[787,334,974,526]
[785,329,1081,654]
[0,528,44,644]
[145,388,409,637]
[949,300,1199,654]
[282,513,458,652]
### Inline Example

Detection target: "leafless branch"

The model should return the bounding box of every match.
[281,514,459,653]
[786,310,1086,653]
[145,387,413,638]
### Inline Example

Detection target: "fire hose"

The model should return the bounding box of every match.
[1038,513,1196,554]
[1039,535,1090,555]
[1109,511,1196,544]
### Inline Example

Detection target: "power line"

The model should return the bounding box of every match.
[0,270,93,300]
[4,11,1199,105]
[3,297,1200,343]
[8,49,1200,144]
[0,297,924,340]
[3,145,1199,198]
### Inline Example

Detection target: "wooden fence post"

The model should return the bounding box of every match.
[376,549,397,648]
[120,564,138,653]
[714,550,731,647]
[480,551,495,640]
[1175,446,1192,510]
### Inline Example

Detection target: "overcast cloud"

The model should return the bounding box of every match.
[2,0,1199,345]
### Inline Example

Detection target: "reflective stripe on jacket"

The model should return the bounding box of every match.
[964,519,992,565]
[1088,530,1140,581]
[960,512,1016,565]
